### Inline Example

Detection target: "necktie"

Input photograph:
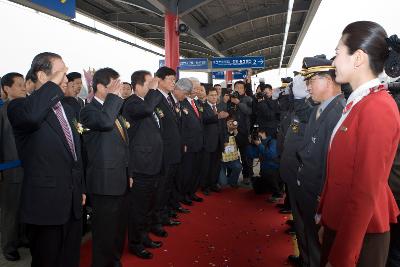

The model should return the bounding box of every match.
[212,105,217,114]
[167,93,175,111]
[191,99,200,118]
[52,101,77,161]
[316,107,322,120]
[115,119,127,142]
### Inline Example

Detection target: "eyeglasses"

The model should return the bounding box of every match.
[306,75,326,86]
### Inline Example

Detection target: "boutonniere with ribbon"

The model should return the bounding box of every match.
[156,108,165,118]
[121,117,130,129]
[73,119,90,134]
[175,107,181,114]
[182,108,189,115]
[198,106,204,112]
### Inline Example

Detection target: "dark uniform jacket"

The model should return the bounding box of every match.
[296,94,346,196]
[7,81,84,225]
[80,95,129,196]
[255,97,279,132]
[123,93,163,176]
[0,101,23,184]
[280,98,315,187]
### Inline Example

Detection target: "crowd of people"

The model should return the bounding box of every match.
[0,20,400,267]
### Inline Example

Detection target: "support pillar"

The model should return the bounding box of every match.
[164,12,180,72]
[226,71,233,84]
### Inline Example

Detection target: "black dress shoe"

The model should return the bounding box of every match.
[285,227,296,235]
[150,227,168,238]
[191,194,203,202]
[181,196,193,206]
[275,203,285,209]
[169,211,178,218]
[176,207,191,214]
[286,219,294,227]
[202,189,210,196]
[163,219,181,226]
[144,240,163,249]
[3,251,20,261]
[287,255,302,266]
[210,185,222,192]
[279,208,292,214]
[130,249,153,259]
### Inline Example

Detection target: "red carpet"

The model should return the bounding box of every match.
[80,188,293,267]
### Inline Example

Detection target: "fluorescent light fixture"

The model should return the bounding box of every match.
[279,0,294,73]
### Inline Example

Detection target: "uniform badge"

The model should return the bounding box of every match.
[291,122,299,133]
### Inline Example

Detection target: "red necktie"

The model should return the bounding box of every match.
[191,99,200,118]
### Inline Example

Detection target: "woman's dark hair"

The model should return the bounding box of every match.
[342,21,388,76]
[92,68,119,93]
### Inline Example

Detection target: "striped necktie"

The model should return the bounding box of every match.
[52,101,77,161]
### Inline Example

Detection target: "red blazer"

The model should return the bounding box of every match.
[319,90,400,267]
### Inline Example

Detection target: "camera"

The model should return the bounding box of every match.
[388,81,400,95]
[256,91,265,100]
[251,124,260,143]
[230,91,240,99]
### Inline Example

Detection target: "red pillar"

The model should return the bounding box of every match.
[165,13,180,72]
[226,71,233,83]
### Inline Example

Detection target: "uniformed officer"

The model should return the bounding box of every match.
[294,56,345,267]
[279,73,316,266]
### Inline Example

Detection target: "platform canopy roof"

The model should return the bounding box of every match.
[76,0,320,72]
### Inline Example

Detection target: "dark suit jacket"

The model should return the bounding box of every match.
[62,96,83,119]
[80,95,129,196]
[202,103,221,153]
[123,93,163,176]
[180,98,204,153]
[296,94,345,196]
[0,101,23,183]
[7,81,84,225]
[147,90,182,165]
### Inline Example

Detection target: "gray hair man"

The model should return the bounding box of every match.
[173,78,193,102]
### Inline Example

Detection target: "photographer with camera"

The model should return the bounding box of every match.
[255,83,279,138]
[246,127,281,200]
[228,81,253,185]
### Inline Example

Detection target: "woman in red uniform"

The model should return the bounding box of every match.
[318,21,400,267]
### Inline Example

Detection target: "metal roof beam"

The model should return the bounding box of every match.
[219,24,301,52]
[243,43,296,56]
[112,0,163,16]
[106,13,164,28]
[202,1,309,38]
[178,0,214,16]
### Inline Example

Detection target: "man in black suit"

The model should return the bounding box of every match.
[180,80,204,204]
[0,72,26,262]
[80,68,130,267]
[7,52,85,267]
[123,70,164,260]
[148,69,191,237]
[201,87,229,195]
[63,72,84,118]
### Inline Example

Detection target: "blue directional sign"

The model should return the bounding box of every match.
[159,58,208,70]
[212,71,225,79]
[32,0,76,18]
[211,56,265,69]
[233,70,248,80]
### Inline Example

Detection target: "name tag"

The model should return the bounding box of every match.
[224,145,235,153]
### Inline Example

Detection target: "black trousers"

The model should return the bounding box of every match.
[0,180,22,254]
[200,150,221,190]
[128,175,158,250]
[180,151,202,196]
[153,163,182,226]
[90,193,129,267]
[387,216,400,267]
[295,186,321,267]
[27,215,82,267]
[260,168,281,195]
[321,226,390,267]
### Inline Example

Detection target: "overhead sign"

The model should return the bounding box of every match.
[212,71,225,79]
[159,58,208,70]
[211,56,265,69]
[233,70,248,80]
[31,0,76,18]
